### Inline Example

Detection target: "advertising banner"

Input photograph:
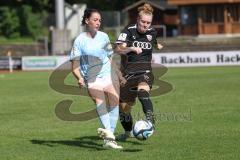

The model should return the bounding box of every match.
[152,51,240,67]
[22,56,69,70]
[0,57,21,69]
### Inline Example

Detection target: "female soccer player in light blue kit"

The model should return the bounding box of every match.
[70,8,123,149]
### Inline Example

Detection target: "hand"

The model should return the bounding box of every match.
[119,77,127,86]
[157,43,163,50]
[132,47,142,54]
[78,77,85,88]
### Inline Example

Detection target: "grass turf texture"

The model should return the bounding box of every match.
[0,66,240,160]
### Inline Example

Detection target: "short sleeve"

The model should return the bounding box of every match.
[103,34,113,57]
[115,28,130,44]
[69,38,81,61]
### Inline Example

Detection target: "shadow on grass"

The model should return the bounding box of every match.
[30,135,143,152]
[31,136,106,151]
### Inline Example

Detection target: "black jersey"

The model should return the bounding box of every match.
[116,24,157,74]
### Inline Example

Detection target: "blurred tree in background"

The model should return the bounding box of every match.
[0,0,52,40]
[0,0,53,12]
[0,7,20,38]
[18,5,46,39]
[66,0,138,10]
[0,0,138,40]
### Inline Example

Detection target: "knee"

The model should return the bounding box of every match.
[119,102,135,113]
[138,89,150,100]
[138,82,150,91]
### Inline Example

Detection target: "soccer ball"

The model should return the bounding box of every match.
[133,120,154,140]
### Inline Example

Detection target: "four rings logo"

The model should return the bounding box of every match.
[133,41,152,49]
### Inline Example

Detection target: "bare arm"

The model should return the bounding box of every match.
[71,60,85,87]
[114,43,142,55]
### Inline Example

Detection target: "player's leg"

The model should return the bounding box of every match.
[97,75,123,149]
[117,102,135,141]
[119,102,134,132]
[117,77,138,140]
[104,83,120,134]
[90,76,122,149]
[119,89,136,134]
[137,82,155,125]
[88,81,115,140]
[99,84,122,149]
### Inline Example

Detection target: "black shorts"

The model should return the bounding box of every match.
[120,71,154,103]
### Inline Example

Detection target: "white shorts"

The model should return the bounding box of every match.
[87,73,118,90]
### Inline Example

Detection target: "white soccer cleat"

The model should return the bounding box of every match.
[103,139,123,149]
[97,128,115,140]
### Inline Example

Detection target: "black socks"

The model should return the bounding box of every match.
[138,89,155,124]
[119,112,133,131]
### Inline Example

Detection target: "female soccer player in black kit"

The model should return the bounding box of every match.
[115,3,163,140]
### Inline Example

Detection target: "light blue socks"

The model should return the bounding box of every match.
[96,103,119,133]
[96,103,111,131]
[109,106,119,133]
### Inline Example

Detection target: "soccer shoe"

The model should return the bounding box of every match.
[116,130,134,141]
[97,128,115,140]
[146,120,155,130]
[103,139,123,149]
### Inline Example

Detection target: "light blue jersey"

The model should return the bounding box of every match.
[70,31,113,80]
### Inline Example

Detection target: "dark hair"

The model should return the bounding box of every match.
[81,8,100,25]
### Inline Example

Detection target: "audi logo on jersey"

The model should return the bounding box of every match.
[132,41,152,49]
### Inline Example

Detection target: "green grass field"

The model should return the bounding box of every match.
[0,66,240,160]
